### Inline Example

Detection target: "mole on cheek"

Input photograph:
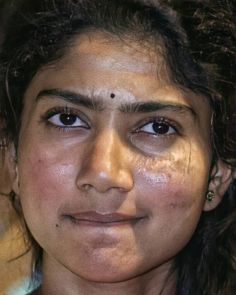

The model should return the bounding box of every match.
[110,93,116,99]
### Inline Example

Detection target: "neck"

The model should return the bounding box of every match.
[36,253,177,295]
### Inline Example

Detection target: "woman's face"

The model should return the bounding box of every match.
[15,33,213,282]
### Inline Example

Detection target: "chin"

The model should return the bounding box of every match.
[70,263,141,283]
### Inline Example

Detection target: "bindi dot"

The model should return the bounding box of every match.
[110,93,116,99]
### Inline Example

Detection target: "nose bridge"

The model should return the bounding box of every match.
[77,128,133,193]
[95,128,121,172]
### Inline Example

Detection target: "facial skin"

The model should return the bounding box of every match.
[14,32,215,295]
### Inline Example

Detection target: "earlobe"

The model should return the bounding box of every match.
[203,159,233,212]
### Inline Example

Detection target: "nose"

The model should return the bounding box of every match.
[76,129,134,193]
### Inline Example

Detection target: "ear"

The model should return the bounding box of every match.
[0,143,19,196]
[10,144,20,196]
[233,169,236,179]
[203,159,233,211]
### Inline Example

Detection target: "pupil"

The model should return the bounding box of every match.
[153,122,169,134]
[60,114,76,125]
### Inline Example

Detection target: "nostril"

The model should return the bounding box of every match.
[81,183,93,192]
[76,158,134,193]
[76,132,134,193]
[117,186,132,193]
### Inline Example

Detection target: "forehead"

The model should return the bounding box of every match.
[25,31,209,113]
[65,31,164,72]
[44,31,169,95]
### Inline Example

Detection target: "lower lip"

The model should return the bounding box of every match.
[64,216,144,227]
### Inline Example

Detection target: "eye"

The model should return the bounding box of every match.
[138,120,176,136]
[47,112,88,128]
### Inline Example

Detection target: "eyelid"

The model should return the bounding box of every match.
[135,117,181,134]
[41,106,90,128]
[139,122,176,136]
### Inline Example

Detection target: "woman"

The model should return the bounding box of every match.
[0,0,235,294]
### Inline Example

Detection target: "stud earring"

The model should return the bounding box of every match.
[206,190,215,202]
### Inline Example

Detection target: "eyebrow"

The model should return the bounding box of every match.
[36,88,197,118]
[36,89,104,111]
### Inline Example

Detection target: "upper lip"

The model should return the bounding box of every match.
[65,211,144,223]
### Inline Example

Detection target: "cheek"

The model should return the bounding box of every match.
[17,142,76,215]
[135,146,209,216]
[132,150,209,256]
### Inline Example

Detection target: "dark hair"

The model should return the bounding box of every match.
[0,0,235,294]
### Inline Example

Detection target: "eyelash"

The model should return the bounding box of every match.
[41,106,90,131]
[135,117,180,137]
[41,106,180,136]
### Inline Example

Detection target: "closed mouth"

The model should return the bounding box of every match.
[63,211,146,226]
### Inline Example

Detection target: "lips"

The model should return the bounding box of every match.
[64,211,145,225]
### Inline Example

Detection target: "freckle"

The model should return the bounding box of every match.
[56,224,59,228]
[110,93,115,99]
[169,201,188,209]
[169,203,179,209]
